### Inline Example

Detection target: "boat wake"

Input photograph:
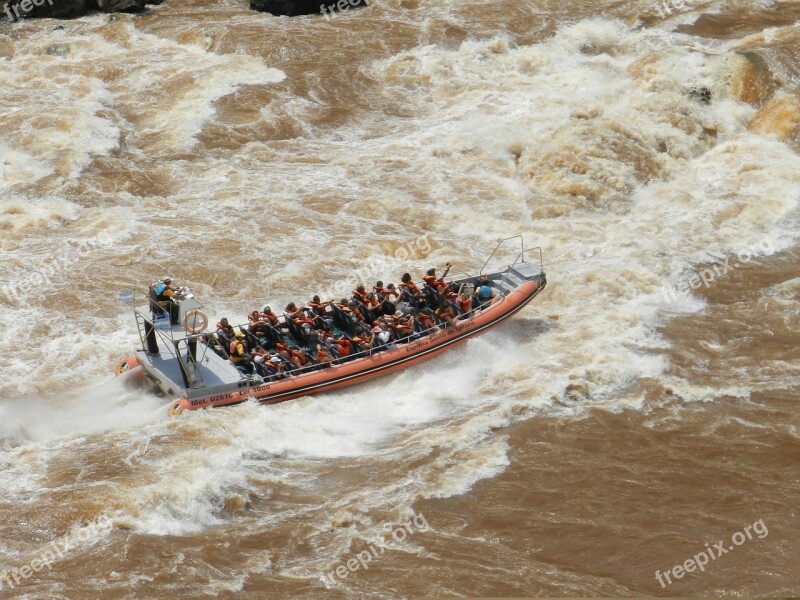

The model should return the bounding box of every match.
[0,375,165,444]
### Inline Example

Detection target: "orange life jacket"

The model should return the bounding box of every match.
[436,306,455,320]
[400,281,419,295]
[290,349,308,366]
[308,301,327,316]
[418,314,435,329]
[395,322,413,336]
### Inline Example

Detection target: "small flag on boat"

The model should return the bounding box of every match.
[118,291,135,303]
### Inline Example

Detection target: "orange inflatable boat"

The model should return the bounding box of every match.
[115,237,547,416]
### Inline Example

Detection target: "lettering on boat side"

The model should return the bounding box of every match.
[198,383,273,406]
[405,320,475,353]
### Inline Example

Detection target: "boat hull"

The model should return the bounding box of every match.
[168,278,545,415]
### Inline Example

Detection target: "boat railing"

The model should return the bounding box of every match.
[480,235,543,277]
[224,292,500,383]
[480,236,543,298]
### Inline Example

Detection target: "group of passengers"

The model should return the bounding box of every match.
[207,265,498,379]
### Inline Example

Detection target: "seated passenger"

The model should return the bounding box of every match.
[352,284,368,305]
[248,311,269,336]
[372,321,394,347]
[229,333,252,373]
[476,277,495,306]
[416,309,436,331]
[346,300,365,322]
[307,295,328,317]
[337,336,352,357]
[422,263,451,295]
[216,318,235,344]
[380,282,400,315]
[399,273,423,312]
[289,347,309,369]
[261,306,279,327]
[308,295,334,329]
[392,314,414,339]
[284,302,303,321]
[456,284,473,315]
[251,345,270,376]
[274,342,291,361]
[262,356,286,379]
[363,292,381,322]
[350,335,371,353]
[435,304,457,327]
[399,273,420,296]
[316,344,334,368]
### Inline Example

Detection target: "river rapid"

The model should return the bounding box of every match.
[0,0,799,597]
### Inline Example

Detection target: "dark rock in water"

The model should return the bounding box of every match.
[688,86,712,105]
[45,42,69,55]
[4,0,91,20]
[1,0,153,21]
[250,0,368,17]
[96,0,146,13]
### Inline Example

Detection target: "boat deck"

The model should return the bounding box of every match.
[137,324,242,397]
[133,250,546,401]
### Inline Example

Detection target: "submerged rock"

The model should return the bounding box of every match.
[688,86,712,105]
[250,0,368,17]
[45,42,70,55]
